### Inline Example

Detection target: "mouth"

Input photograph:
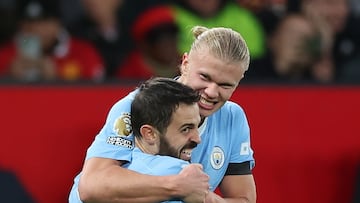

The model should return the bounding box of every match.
[180,148,192,161]
[198,97,217,110]
[179,142,198,161]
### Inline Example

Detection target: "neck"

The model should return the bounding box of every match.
[135,136,157,155]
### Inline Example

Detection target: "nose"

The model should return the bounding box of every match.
[191,129,201,144]
[203,82,219,99]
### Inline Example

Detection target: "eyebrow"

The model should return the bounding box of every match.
[179,123,197,130]
[184,122,197,127]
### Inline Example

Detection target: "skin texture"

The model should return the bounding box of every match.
[136,103,201,161]
[178,49,245,118]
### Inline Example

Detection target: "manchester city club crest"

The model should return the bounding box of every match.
[210,146,224,170]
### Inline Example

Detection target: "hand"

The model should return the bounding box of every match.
[10,55,56,81]
[177,164,210,203]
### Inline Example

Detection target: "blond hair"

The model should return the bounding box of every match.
[189,26,250,70]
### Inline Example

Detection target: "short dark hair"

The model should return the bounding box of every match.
[131,77,200,137]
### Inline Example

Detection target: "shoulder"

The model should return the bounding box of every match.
[105,89,138,130]
[209,101,248,127]
[110,89,138,112]
[219,101,245,115]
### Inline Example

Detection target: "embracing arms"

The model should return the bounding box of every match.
[205,174,256,203]
[78,157,210,203]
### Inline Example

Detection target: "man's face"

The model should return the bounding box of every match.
[271,15,318,74]
[158,103,201,161]
[20,18,60,52]
[178,49,245,118]
[309,0,349,33]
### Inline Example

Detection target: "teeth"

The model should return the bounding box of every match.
[180,149,192,161]
[181,150,191,155]
[200,97,213,105]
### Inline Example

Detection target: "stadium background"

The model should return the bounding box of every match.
[1,84,359,203]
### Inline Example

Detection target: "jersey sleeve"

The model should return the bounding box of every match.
[127,150,189,176]
[85,90,138,162]
[228,102,255,170]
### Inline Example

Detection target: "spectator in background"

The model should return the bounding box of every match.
[0,0,105,82]
[0,0,18,45]
[268,0,360,84]
[247,13,331,83]
[237,0,288,37]
[66,0,127,78]
[0,168,34,203]
[353,164,360,203]
[172,0,266,61]
[337,6,360,83]
[115,5,181,81]
[300,0,348,83]
[305,0,360,83]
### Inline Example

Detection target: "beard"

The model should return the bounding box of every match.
[157,137,197,160]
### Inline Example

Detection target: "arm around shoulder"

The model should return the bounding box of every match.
[78,158,210,203]
[78,157,173,203]
[217,174,256,203]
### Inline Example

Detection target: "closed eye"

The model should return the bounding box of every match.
[219,84,234,89]
[200,74,210,81]
[200,73,236,89]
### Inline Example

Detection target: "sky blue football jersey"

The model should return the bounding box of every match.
[69,88,255,202]
[69,147,187,203]
[191,101,255,189]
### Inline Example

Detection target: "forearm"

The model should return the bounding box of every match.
[78,158,179,203]
[222,197,253,203]
[205,192,255,203]
[215,174,256,203]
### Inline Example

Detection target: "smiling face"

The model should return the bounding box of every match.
[178,48,246,118]
[157,103,201,161]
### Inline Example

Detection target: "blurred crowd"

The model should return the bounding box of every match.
[0,0,359,84]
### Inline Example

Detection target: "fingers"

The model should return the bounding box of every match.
[203,189,209,203]
[181,163,203,170]
[188,163,203,170]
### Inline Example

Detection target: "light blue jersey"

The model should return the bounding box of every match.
[69,89,255,202]
[69,147,187,203]
[191,101,255,189]
[125,148,188,203]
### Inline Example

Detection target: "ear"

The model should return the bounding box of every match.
[139,125,158,145]
[180,53,189,74]
[182,53,188,63]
